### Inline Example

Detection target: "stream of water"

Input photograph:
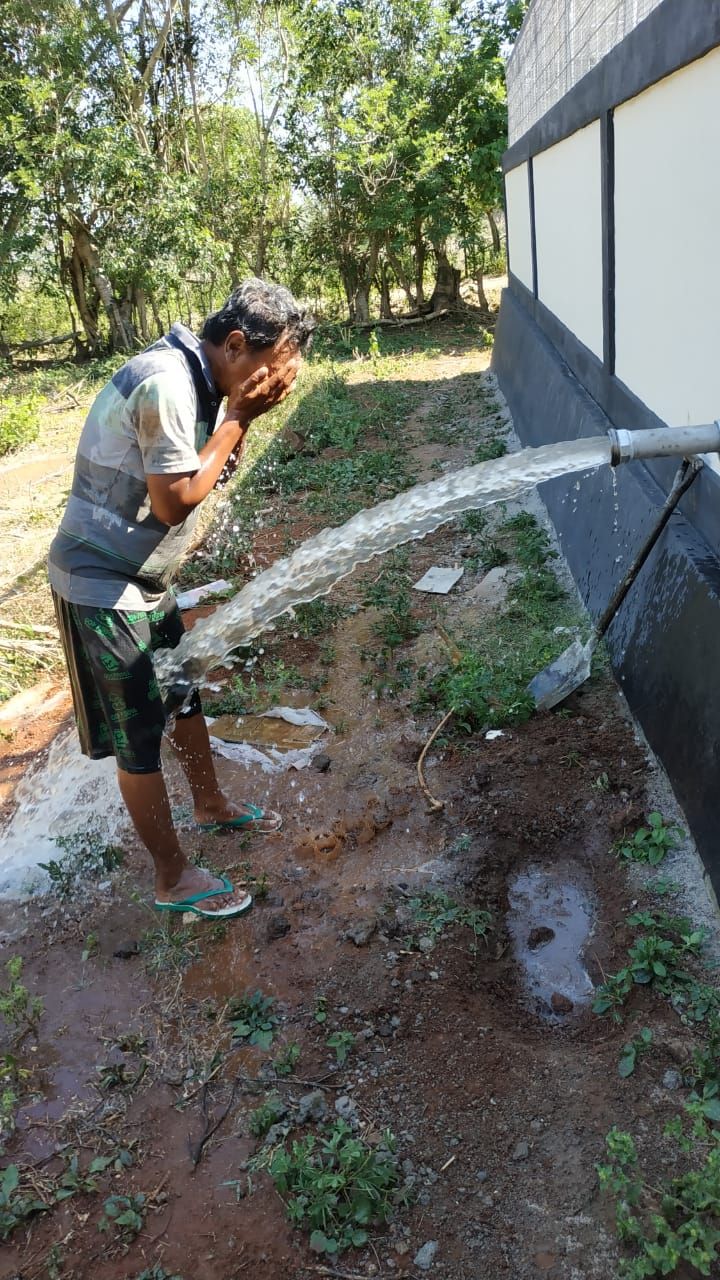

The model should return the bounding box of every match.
[156,436,611,694]
[0,436,610,897]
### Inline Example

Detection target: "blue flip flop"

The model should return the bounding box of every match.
[154,875,253,919]
[197,803,282,833]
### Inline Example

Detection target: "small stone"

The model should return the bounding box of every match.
[112,940,139,959]
[414,1240,439,1270]
[512,1140,530,1161]
[550,992,574,1015]
[429,970,439,981]
[311,752,331,772]
[377,1020,394,1038]
[476,1169,488,1183]
[266,913,291,942]
[335,1095,359,1120]
[527,926,555,950]
[97,880,112,892]
[344,919,377,947]
[663,1068,682,1091]
[296,1090,328,1124]
[418,935,435,953]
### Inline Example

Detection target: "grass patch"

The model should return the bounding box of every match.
[407,891,492,953]
[0,394,41,455]
[414,514,581,733]
[38,824,124,899]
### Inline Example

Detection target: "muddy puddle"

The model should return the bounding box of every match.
[507,863,595,1019]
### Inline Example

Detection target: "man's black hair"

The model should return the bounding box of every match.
[201,278,315,352]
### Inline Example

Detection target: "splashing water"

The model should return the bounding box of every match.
[0,437,611,898]
[0,731,126,899]
[156,437,611,694]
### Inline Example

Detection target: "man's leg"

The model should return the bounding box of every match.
[166,709,280,832]
[116,765,246,906]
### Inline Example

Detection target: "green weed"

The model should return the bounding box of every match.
[0,956,43,1039]
[249,1092,287,1138]
[598,1124,720,1277]
[140,925,201,976]
[99,1191,147,1238]
[408,891,492,952]
[326,1031,355,1065]
[614,813,683,867]
[227,991,278,1050]
[260,1119,407,1255]
[273,1043,301,1077]
[0,1163,47,1240]
[39,824,124,898]
[618,1028,653,1078]
[593,911,711,1022]
[0,1053,31,1150]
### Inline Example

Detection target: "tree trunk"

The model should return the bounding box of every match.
[487,209,501,256]
[429,242,460,311]
[68,241,100,353]
[476,270,489,312]
[378,261,393,319]
[149,294,165,337]
[353,285,371,324]
[135,288,150,343]
[386,246,415,310]
[414,219,427,308]
[70,217,133,352]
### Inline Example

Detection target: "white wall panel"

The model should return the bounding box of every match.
[615,47,720,428]
[505,162,533,291]
[533,122,604,358]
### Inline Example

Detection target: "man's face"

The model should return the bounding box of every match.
[223,328,301,395]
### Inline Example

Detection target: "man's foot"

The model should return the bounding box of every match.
[194,795,282,833]
[155,864,249,913]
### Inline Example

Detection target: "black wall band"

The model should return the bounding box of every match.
[504,0,720,173]
[600,109,615,375]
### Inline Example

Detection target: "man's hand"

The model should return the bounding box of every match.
[225,354,301,427]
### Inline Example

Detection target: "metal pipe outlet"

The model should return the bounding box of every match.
[608,422,720,465]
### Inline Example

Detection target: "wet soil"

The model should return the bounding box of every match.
[0,319,717,1280]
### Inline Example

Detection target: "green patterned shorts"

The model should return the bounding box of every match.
[52,591,202,774]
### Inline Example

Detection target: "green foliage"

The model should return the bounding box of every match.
[593,911,711,1022]
[273,1043,301,1077]
[473,435,507,463]
[140,924,201,976]
[618,1029,654,1078]
[39,823,124,898]
[614,813,684,866]
[0,1053,31,1150]
[0,1163,47,1240]
[0,395,41,456]
[249,1092,287,1139]
[598,1125,720,1277]
[408,891,492,952]
[326,1031,355,1066]
[99,1192,146,1239]
[227,991,278,1051]
[261,1120,406,1254]
[0,956,43,1039]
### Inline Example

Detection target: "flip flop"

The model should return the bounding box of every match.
[154,875,253,919]
[196,802,282,834]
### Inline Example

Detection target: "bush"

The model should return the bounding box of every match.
[0,394,41,456]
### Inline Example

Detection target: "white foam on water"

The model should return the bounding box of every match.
[0,730,126,899]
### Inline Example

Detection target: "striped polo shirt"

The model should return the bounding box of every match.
[48,324,220,609]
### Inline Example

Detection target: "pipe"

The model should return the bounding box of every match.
[608,422,720,465]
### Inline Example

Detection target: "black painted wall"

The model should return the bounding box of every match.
[493,291,720,897]
[495,0,720,895]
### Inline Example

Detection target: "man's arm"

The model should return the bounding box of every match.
[146,359,298,526]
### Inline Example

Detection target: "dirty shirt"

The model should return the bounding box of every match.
[48,323,220,610]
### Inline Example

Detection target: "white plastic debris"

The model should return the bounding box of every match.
[175,579,231,610]
[260,706,329,730]
[207,736,321,774]
[412,566,464,594]
[485,730,505,741]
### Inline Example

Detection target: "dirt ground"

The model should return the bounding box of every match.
[1,308,719,1280]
